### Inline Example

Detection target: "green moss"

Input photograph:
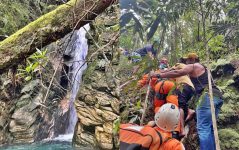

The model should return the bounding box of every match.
[211,59,230,70]
[219,103,237,121]
[83,60,98,84]
[217,78,234,90]
[0,0,76,45]
[0,0,80,71]
[0,0,64,36]
[219,128,239,150]
[0,1,30,35]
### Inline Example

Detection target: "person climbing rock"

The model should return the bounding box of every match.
[151,52,223,150]
[152,79,184,139]
[138,61,194,138]
[120,40,159,63]
[137,57,170,93]
[130,40,160,63]
[120,103,185,150]
[137,69,161,121]
[157,62,196,137]
[136,57,169,121]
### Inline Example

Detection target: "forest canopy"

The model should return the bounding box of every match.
[120,0,239,63]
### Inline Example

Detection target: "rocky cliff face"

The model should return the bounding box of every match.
[211,55,239,150]
[0,52,64,145]
[0,1,67,145]
[73,5,120,150]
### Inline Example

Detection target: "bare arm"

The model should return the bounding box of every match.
[158,64,194,78]
[160,67,174,73]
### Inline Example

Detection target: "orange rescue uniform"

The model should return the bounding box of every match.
[120,123,185,150]
[137,70,161,89]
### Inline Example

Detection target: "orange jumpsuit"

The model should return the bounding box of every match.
[120,123,185,150]
[153,80,181,134]
[137,70,161,89]
[153,80,179,113]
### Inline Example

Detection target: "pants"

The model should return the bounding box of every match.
[177,84,195,118]
[196,93,223,150]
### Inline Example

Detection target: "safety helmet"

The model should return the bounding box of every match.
[154,103,180,132]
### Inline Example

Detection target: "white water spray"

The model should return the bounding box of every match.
[53,24,90,141]
[67,24,90,134]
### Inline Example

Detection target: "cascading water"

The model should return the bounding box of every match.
[66,24,90,134]
[53,24,90,141]
[1,24,91,149]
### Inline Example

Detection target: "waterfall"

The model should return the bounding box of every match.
[66,24,90,134]
[53,24,90,141]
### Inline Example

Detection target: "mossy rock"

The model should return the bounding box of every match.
[219,128,239,150]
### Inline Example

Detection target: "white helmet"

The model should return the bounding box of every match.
[154,103,180,132]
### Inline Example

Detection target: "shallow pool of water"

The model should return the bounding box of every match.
[0,141,96,150]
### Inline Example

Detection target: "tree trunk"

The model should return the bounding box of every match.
[159,27,166,53]
[170,24,177,64]
[174,22,178,63]
[0,0,116,73]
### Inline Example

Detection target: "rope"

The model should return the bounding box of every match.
[140,78,152,125]
[202,5,221,148]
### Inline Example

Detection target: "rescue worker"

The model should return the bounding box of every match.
[138,62,194,137]
[137,57,169,89]
[120,103,185,150]
[137,69,161,121]
[158,62,196,136]
[152,78,183,139]
[152,53,223,150]
[137,57,169,121]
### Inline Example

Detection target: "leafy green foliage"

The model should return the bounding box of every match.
[210,0,239,50]
[17,48,48,81]
[136,100,141,110]
[219,128,239,150]
[113,118,120,135]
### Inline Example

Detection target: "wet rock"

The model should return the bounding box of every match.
[11,107,39,126]
[8,92,41,144]
[0,132,6,145]
[75,101,103,126]
[110,99,120,114]
[21,79,40,95]
[99,106,113,112]
[16,94,31,108]
[84,95,96,105]
[74,123,96,146]
[102,110,118,121]
[96,93,111,106]
[0,100,11,145]
[72,4,120,149]
[95,126,113,150]
[0,79,15,101]
[103,122,113,134]
[0,116,7,128]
